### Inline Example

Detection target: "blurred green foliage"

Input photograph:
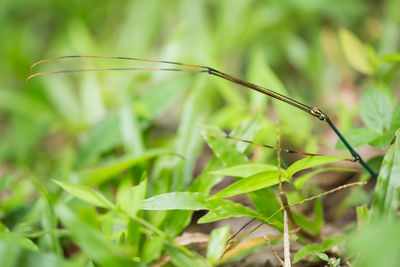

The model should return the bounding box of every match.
[1,0,400,266]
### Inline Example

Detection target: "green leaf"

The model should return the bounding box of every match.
[171,84,206,190]
[0,230,39,252]
[141,192,208,210]
[371,129,400,221]
[287,156,346,177]
[0,238,78,267]
[322,236,345,250]
[53,180,115,209]
[248,188,283,229]
[250,57,311,143]
[0,90,54,120]
[365,44,378,69]
[313,199,324,233]
[369,130,396,149]
[79,150,169,185]
[381,53,400,62]
[228,112,262,153]
[141,236,164,263]
[332,258,341,267]
[118,232,125,245]
[336,128,379,149]
[74,113,121,169]
[126,219,141,257]
[292,212,319,235]
[347,220,400,267]
[390,104,400,130]
[119,103,144,157]
[293,243,322,263]
[338,28,375,75]
[55,204,132,266]
[116,173,147,217]
[212,171,287,199]
[206,226,230,263]
[210,163,278,177]
[198,200,260,223]
[189,157,224,194]
[79,74,106,125]
[141,76,189,119]
[317,252,329,262]
[360,89,393,133]
[294,168,358,190]
[141,192,260,222]
[247,49,271,111]
[200,125,248,166]
[0,222,6,233]
[116,180,132,214]
[165,244,207,267]
[77,206,100,230]
[356,205,370,227]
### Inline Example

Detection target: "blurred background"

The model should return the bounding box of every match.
[1,0,399,266]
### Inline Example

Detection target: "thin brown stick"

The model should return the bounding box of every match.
[264,234,285,267]
[275,122,313,246]
[289,181,367,207]
[265,182,367,224]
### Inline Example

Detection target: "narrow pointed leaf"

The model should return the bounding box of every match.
[293,243,322,264]
[369,130,396,149]
[55,204,131,266]
[200,125,248,166]
[294,168,358,190]
[339,28,375,75]
[313,199,324,233]
[0,238,78,267]
[390,104,400,130]
[53,180,115,209]
[210,163,278,178]
[287,156,345,178]
[117,175,147,217]
[212,170,288,199]
[322,236,345,250]
[206,226,230,263]
[141,192,208,210]
[337,128,379,149]
[165,244,207,267]
[371,129,400,221]
[79,150,172,185]
[292,212,319,235]
[198,200,260,223]
[360,89,393,133]
[317,252,329,262]
[381,53,400,62]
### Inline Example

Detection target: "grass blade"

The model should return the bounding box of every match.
[53,180,115,209]
[371,129,400,221]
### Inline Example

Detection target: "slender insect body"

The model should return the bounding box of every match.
[27,55,378,179]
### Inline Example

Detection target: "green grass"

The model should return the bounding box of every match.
[1,0,400,266]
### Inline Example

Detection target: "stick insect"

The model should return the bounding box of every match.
[27,55,378,179]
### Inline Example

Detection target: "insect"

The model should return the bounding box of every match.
[27,55,378,179]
